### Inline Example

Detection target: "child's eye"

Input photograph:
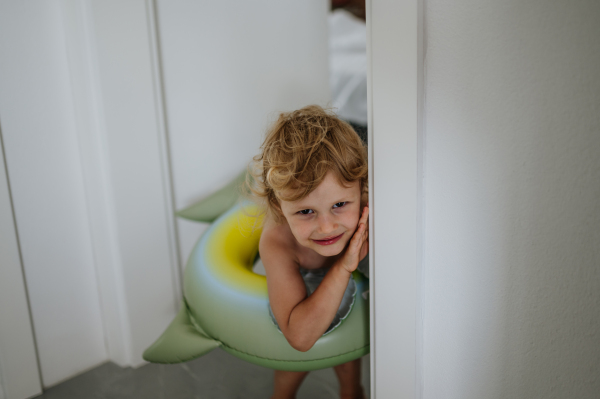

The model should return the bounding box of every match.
[333,202,347,208]
[298,209,314,215]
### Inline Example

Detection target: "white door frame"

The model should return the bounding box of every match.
[367,0,423,397]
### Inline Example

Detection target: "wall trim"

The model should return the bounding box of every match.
[367,0,423,397]
[145,0,182,299]
[365,1,375,396]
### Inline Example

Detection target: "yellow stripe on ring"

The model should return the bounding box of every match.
[205,205,267,297]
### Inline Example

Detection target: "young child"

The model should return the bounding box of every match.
[248,105,369,399]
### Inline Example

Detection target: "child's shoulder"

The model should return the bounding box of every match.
[259,215,330,272]
[259,215,299,262]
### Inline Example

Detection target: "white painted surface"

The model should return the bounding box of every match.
[87,0,181,366]
[58,0,133,367]
[0,138,42,399]
[423,1,600,398]
[368,0,420,398]
[155,0,331,264]
[0,2,107,387]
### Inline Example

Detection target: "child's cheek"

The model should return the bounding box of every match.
[293,223,312,244]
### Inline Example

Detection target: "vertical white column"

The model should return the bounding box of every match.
[368,0,422,397]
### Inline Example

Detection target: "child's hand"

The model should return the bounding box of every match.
[338,205,369,274]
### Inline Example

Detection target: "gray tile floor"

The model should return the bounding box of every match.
[34,349,370,398]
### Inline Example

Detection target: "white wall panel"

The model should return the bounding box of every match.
[155,0,331,263]
[0,136,42,399]
[88,0,181,366]
[0,2,106,387]
[58,0,133,367]
[423,1,600,398]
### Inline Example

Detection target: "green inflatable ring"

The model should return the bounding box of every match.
[144,202,369,371]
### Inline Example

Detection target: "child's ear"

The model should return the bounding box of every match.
[361,191,368,208]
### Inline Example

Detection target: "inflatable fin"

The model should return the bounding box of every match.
[143,301,220,364]
[176,171,247,223]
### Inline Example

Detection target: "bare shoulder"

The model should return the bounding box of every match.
[259,215,307,333]
[259,215,306,299]
[259,215,299,268]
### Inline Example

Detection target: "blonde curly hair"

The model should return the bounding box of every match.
[247,105,368,223]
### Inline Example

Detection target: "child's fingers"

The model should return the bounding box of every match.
[354,223,365,243]
[360,220,368,238]
[342,223,369,272]
[354,208,368,238]
[345,215,369,261]
[360,206,369,224]
[353,223,368,251]
[358,210,369,234]
[350,223,365,251]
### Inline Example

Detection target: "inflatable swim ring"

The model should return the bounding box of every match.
[144,202,369,371]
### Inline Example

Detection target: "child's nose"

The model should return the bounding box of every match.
[317,214,337,234]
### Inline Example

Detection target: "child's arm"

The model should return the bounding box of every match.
[261,207,369,352]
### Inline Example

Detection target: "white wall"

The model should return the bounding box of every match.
[0,135,41,398]
[423,1,600,397]
[85,0,182,367]
[0,2,107,387]
[155,0,331,263]
[0,0,185,387]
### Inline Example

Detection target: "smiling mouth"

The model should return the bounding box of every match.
[312,233,344,246]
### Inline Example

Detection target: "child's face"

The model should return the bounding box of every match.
[278,171,362,257]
